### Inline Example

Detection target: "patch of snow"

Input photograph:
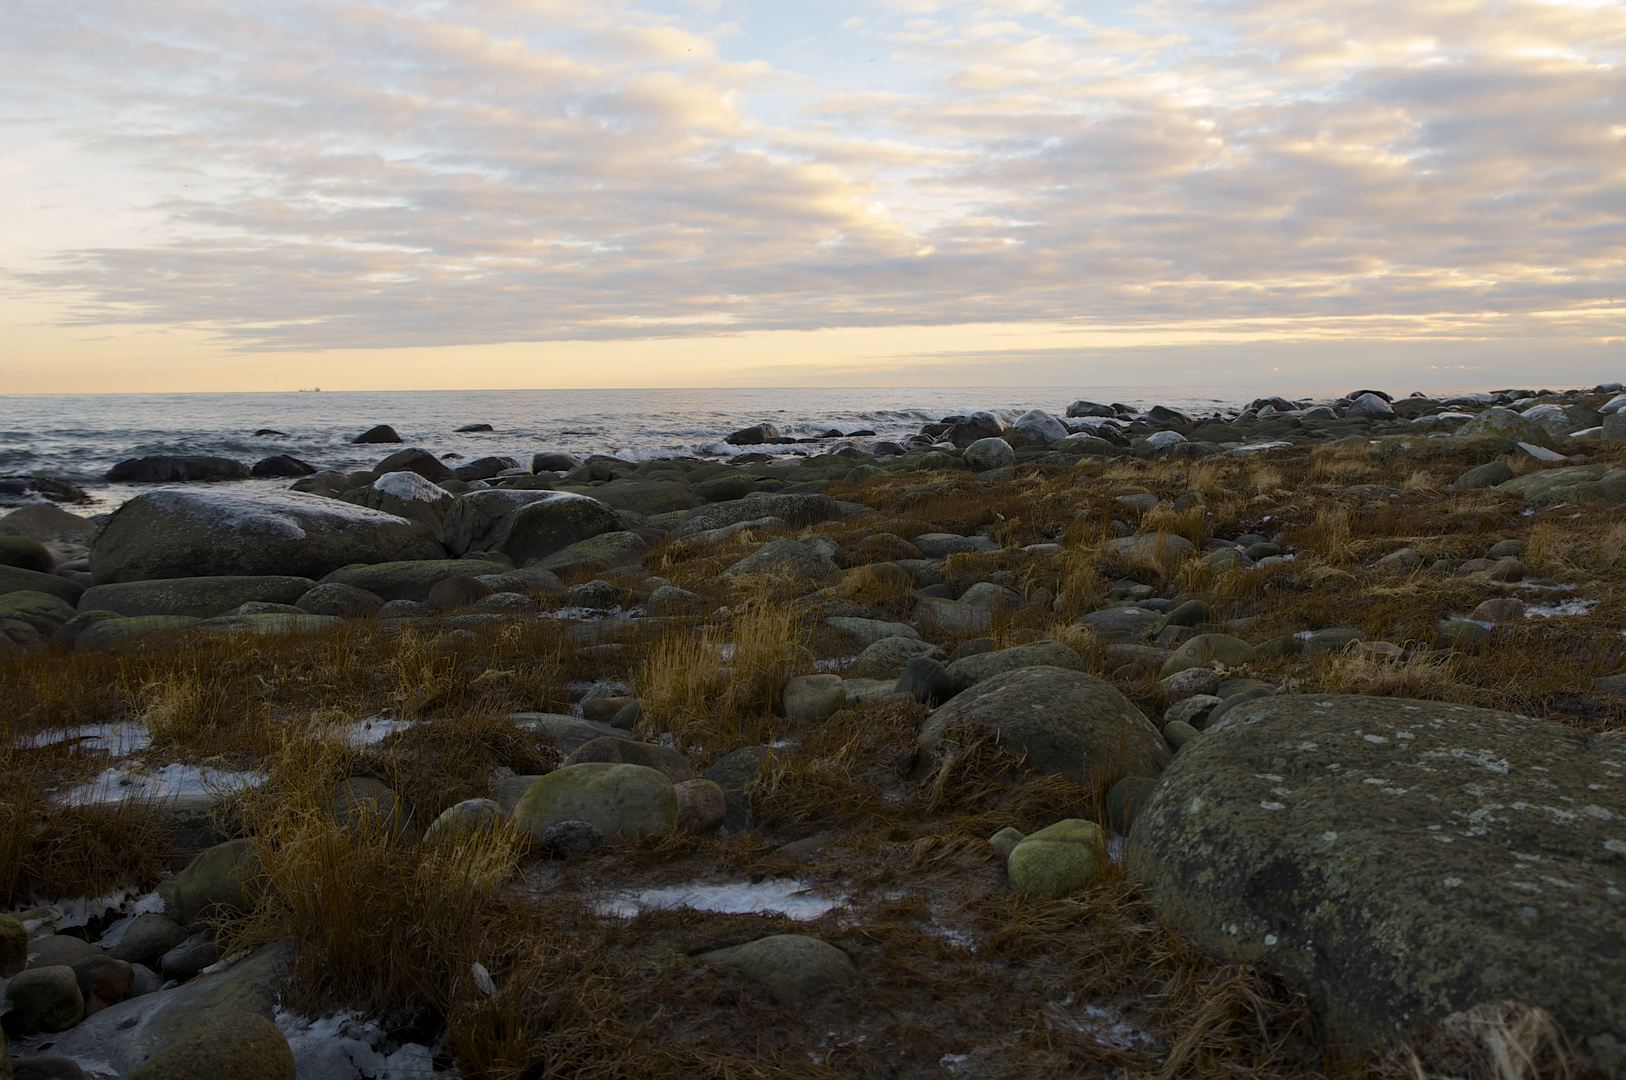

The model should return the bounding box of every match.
[22,721,150,755]
[14,887,161,939]
[94,891,168,949]
[324,715,415,747]
[372,470,448,502]
[541,605,628,620]
[56,761,264,805]
[1230,440,1293,454]
[597,879,847,921]
[277,1010,445,1080]
[1525,600,1597,618]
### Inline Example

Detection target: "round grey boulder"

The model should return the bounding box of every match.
[918,666,1168,783]
[1128,693,1626,1066]
[293,582,384,618]
[782,674,846,722]
[107,913,189,970]
[513,763,677,841]
[702,935,854,1001]
[537,819,605,857]
[3,966,83,1035]
[852,635,945,678]
[962,437,1015,472]
[422,798,503,847]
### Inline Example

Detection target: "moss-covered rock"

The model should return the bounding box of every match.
[125,1011,294,1080]
[1127,694,1626,1066]
[0,564,83,605]
[513,763,677,841]
[1006,819,1104,898]
[159,838,259,930]
[944,640,1082,693]
[919,666,1168,784]
[0,590,77,636]
[534,531,648,575]
[75,576,317,618]
[2,966,83,1035]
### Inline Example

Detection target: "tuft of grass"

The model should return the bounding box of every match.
[1381,1000,1604,1080]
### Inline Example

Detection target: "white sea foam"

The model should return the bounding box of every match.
[597,879,847,921]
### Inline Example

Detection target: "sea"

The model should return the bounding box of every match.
[0,385,1501,513]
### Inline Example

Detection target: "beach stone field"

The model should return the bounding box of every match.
[3,385,1626,1080]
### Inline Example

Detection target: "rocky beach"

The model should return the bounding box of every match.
[3,383,1625,1080]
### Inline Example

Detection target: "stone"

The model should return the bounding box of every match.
[675,778,727,833]
[1346,393,1396,418]
[1080,605,1162,636]
[1105,533,1194,563]
[957,581,1022,610]
[911,596,991,632]
[1128,694,1626,1065]
[11,1054,84,1079]
[249,454,316,479]
[1470,597,1525,624]
[580,479,701,517]
[124,1010,295,1080]
[563,737,695,782]
[508,713,630,755]
[441,489,576,555]
[0,566,83,605]
[0,592,76,637]
[427,574,493,611]
[1067,400,1114,417]
[159,838,259,930]
[78,576,316,619]
[1153,599,1209,634]
[454,455,518,481]
[293,582,383,618]
[341,471,455,535]
[783,674,846,722]
[0,536,54,573]
[1453,407,1551,443]
[1495,464,1609,502]
[918,666,1168,783]
[71,955,134,1015]
[645,584,699,616]
[668,494,842,537]
[562,579,619,609]
[159,931,219,983]
[725,423,779,445]
[912,532,999,558]
[723,537,839,581]
[0,913,25,976]
[1301,626,1365,655]
[1374,547,1424,569]
[1006,819,1105,898]
[41,940,291,1076]
[694,473,759,503]
[1162,719,1200,750]
[531,452,580,472]
[946,411,1007,448]
[0,504,97,562]
[963,437,1015,472]
[534,531,648,576]
[353,424,402,444]
[422,798,502,847]
[1452,460,1516,488]
[988,826,1025,858]
[536,819,604,857]
[90,490,442,584]
[1158,634,1256,677]
[851,635,944,677]
[513,763,677,841]
[1201,686,1273,730]
[3,967,83,1035]
[702,935,854,1001]
[107,913,189,970]
[1163,694,1222,729]
[1159,666,1220,701]
[1006,409,1069,446]
[943,640,1083,693]
[328,778,408,838]
[895,657,955,706]
[824,617,920,646]
[1436,618,1493,647]
[1107,776,1159,834]
[319,559,498,603]
[27,936,98,969]
[497,493,627,565]
[704,745,775,834]
[72,614,201,649]
[105,456,250,483]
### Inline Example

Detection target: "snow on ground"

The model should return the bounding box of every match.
[277,1011,447,1080]
[597,879,848,921]
[22,721,151,755]
[1526,599,1598,618]
[56,761,264,805]
[324,715,415,747]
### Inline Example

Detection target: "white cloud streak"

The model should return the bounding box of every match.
[1,0,1623,351]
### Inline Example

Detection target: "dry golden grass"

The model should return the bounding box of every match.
[1380,1001,1606,1080]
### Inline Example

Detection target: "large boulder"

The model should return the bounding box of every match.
[125,1010,294,1080]
[340,472,454,536]
[158,838,259,930]
[1005,409,1069,447]
[2,966,82,1035]
[668,494,841,538]
[962,437,1015,472]
[1158,633,1256,677]
[0,536,53,573]
[918,666,1168,783]
[513,763,677,841]
[352,425,402,444]
[495,494,625,565]
[105,456,250,483]
[0,503,98,562]
[317,559,500,603]
[943,640,1082,693]
[1495,464,1610,502]
[722,537,839,581]
[1127,694,1626,1066]
[701,935,854,1001]
[0,565,83,604]
[580,479,702,517]
[441,489,571,555]
[89,490,443,583]
[249,454,316,479]
[534,531,648,576]
[78,576,316,619]
[1453,407,1552,444]
[0,591,77,636]
[947,411,1006,448]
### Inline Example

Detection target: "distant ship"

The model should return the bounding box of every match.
[297,387,321,392]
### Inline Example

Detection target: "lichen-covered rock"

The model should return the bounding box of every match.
[318,559,497,603]
[0,591,76,637]
[1127,694,1626,1066]
[340,471,455,536]
[918,666,1168,783]
[513,763,677,841]
[3,966,83,1035]
[534,531,648,576]
[159,838,259,930]
[562,737,695,782]
[124,1011,294,1080]
[1006,819,1104,898]
[107,913,189,970]
[723,537,839,581]
[1158,633,1255,677]
[0,565,83,605]
[78,576,317,619]
[1105,533,1194,563]
[293,582,384,618]
[90,490,443,583]
[1453,407,1552,444]
[702,935,854,1001]
[943,640,1082,693]
[851,636,944,678]
[963,437,1015,472]
[782,674,846,723]
[497,493,626,565]
[668,493,841,538]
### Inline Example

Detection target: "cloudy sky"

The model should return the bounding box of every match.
[2,0,1623,391]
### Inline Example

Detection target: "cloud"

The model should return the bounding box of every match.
[1,0,1622,353]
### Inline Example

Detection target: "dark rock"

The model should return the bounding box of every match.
[71,955,134,1014]
[12,1054,87,1080]
[293,582,383,618]
[0,536,54,573]
[895,657,955,706]
[79,576,316,618]
[1106,775,1159,834]
[2,966,82,1035]
[352,424,402,444]
[918,666,1168,784]
[704,746,775,833]
[1129,694,1626,1066]
[159,932,219,984]
[426,574,493,611]
[123,1010,295,1080]
[159,838,259,929]
[105,457,250,484]
[453,456,519,481]
[248,455,316,479]
[536,819,604,858]
[456,423,495,432]
[725,423,780,446]
[499,494,626,565]
[371,447,454,483]
[1066,400,1114,418]
[107,913,189,970]
[669,493,841,537]
[946,412,1006,448]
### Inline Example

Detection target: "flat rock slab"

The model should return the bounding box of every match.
[1127,694,1626,1065]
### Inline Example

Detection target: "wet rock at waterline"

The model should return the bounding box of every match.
[1128,694,1626,1066]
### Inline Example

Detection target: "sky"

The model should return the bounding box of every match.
[1,0,1623,392]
